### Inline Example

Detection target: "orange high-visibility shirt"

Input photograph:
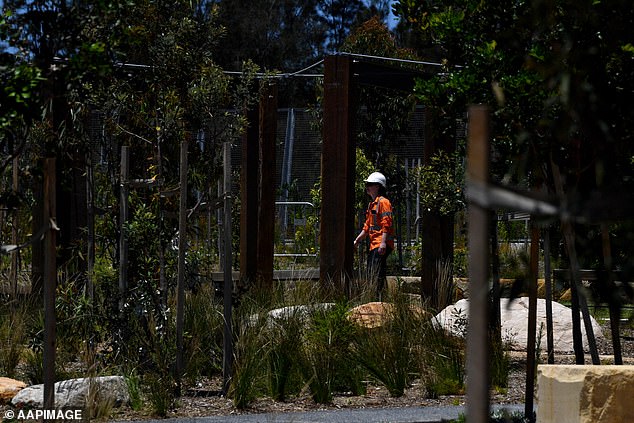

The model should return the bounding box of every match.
[362,196,395,251]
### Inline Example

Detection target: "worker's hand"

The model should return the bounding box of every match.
[378,242,387,255]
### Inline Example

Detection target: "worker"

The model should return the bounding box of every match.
[353,171,395,300]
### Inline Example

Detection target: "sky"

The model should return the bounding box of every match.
[386,1,400,29]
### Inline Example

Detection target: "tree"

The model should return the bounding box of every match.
[395,0,634,195]
[1,0,122,294]
[394,0,634,358]
[341,16,417,168]
[213,0,392,106]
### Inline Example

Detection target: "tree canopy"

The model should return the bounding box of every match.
[395,0,634,280]
[395,0,634,193]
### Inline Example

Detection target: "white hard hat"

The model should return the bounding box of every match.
[365,172,386,188]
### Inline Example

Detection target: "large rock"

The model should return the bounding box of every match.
[267,303,335,321]
[11,376,129,409]
[434,297,604,352]
[348,301,431,329]
[0,377,26,404]
[261,303,336,328]
[537,364,634,423]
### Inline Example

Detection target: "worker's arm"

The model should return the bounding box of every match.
[353,230,367,248]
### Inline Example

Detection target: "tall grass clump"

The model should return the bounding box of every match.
[55,277,106,379]
[183,284,224,383]
[419,314,466,398]
[229,297,270,409]
[350,291,426,397]
[124,368,144,411]
[265,306,305,401]
[434,259,455,312]
[301,301,363,403]
[489,329,512,391]
[134,310,178,417]
[0,297,31,378]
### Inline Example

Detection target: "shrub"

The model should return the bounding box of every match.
[265,308,305,401]
[419,319,466,398]
[351,293,424,397]
[301,301,363,403]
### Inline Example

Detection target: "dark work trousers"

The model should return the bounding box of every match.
[367,246,392,300]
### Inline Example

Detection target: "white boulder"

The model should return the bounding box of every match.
[435,297,604,352]
[11,375,129,410]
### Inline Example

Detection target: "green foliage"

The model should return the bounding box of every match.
[301,301,363,403]
[183,286,224,382]
[350,293,424,397]
[292,214,319,257]
[419,318,465,398]
[264,308,305,401]
[55,278,102,359]
[0,61,44,130]
[489,334,511,391]
[144,372,176,418]
[230,308,268,409]
[354,148,375,211]
[341,17,418,171]
[124,369,143,412]
[410,150,464,216]
[140,312,178,417]
[0,298,31,378]
[396,0,634,193]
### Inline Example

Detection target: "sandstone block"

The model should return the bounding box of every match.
[0,377,26,404]
[537,364,634,423]
[348,301,430,329]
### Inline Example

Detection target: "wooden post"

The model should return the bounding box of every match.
[176,137,189,388]
[601,223,623,364]
[544,228,555,364]
[320,54,356,295]
[222,141,234,394]
[465,105,490,423]
[10,156,19,297]
[119,146,130,311]
[490,211,502,344]
[525,222,540,418]
[257,82,277,290]
[86,158,95,301]
[43,158,57,415]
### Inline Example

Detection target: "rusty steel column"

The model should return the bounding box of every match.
[257,81,277,290]
[320,54,356,295]
[465,105,490,423]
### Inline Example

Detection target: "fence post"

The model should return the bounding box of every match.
[86,157,95,302]
[222,141,234,394]
[465,105,490,423]
[10,156,19,296]
[525,222,540,418]
[119,146,130,312]
[176,137,189,389]
[43,158,57,416]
